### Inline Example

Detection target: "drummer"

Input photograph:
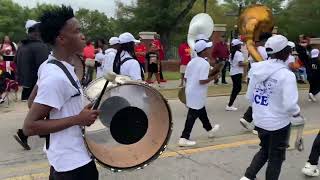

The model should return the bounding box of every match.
[22,6,99,180]
[113,32,144,80]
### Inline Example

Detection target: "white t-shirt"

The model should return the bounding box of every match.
[120,51,142,80]
[95,50,105,78]
[285,55,295,68]
[248,46,268,64]
[230,51,244,76]
[35,55,91,172]
[103,48,117,74]
[185,57,210,110]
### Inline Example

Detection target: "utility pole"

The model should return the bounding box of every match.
[204,0,208,13]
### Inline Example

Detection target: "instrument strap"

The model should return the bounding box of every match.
[43,60,81,150]
[47,60,81,97]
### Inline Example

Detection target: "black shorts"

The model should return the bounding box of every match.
[49,160,98,180]
[148,63,159,73]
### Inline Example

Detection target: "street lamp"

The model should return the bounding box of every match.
[204,0,208,13]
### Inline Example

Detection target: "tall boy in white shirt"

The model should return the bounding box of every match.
[22,6,99,179]
[178,40,220,147]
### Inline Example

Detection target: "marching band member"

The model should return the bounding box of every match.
[103,37,120,74]
[240,35,302,180]
[226,39,245,111]
[178,40,220,147]
[113,32,144,80]
[22,6,99,179]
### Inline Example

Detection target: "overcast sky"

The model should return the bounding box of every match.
[12,0,134,17]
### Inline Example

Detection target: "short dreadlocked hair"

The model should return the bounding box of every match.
[39,5,74,45]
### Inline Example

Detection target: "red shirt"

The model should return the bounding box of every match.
[152,39,165,60]
[178,42,191,65]
[83,44,95,60]
[212,41,229,60]
[135,43,147,63]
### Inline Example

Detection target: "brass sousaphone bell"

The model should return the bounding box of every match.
[239,4,274,62]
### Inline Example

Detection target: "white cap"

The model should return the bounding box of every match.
[288,41,295,48]
[25,20,40,33]
[109,37,120,45]
[119,32,140,44]
[311,49,319,58]
[231,39,243,46]
[196,34,209,41]
[265,35,289,54]
[194,40,213,53]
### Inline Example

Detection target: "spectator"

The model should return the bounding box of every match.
[178,41,191,87]
[212,34,229,84]
[15,20,50,101]
[146,42,161,86]
[135,39,147,71]
[83,40,95,85]
[152,34,166,82]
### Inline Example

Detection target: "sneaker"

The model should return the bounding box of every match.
[240,118,255,130]
[160,79,167,83]
[252,130,258,135]
[240,177,250,180]
[0,98,4,104]
[309,93,317,102]
[13,129,31,150]
[178,138,196,147]
[221,82,228,84]
[208,124,220,138]
[225,105,238,111]
[302,162,320,177]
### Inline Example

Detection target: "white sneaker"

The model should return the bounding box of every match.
[252,130,258,135]
[225,105,238,111]
[240,118,255,130]
[0,98,4,104]
[302,162,320,177]
[309,93,317,102]
[178,138,196,147]
[240,176,250,180]
[208,124,220,138]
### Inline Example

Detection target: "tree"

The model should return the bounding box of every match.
[116,0,199,56]
[76,9,116,41]
[277,0,320,40]
[0,0,29,42]
[223,0,285,12]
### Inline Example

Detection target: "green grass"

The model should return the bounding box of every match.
[162,71,181,80]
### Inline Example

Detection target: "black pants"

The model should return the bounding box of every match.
[244,124,291,180]
[309,76,320,95]
[21,86,34,101]
[308,131,320,165]
[243,106,253,123]
[181,107,213,139]
[159,62,164,80]
[215,60,228,84]
[49,160,98,180]
[228,73,242,106]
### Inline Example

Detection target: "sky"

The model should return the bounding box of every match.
[12,0,134,17]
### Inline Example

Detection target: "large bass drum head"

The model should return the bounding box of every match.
[84,82,172,171]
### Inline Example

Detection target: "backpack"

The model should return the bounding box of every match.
[113,57,145,80]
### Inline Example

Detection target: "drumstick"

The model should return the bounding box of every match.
[92,72,117,110]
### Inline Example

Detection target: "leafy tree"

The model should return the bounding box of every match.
[277,0,320,40]
[76,9,116,41]
[116,0,199,54]
[0,0,29,42]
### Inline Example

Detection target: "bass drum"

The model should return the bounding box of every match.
[83,81,172,171]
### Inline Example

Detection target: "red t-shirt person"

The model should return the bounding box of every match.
[152,39,165,60]
[83,43,95,60]
[211,41,229,62]
[135,43,147,64]
[178,42,191,65]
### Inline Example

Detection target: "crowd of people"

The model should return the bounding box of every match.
[0,4,318,180]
